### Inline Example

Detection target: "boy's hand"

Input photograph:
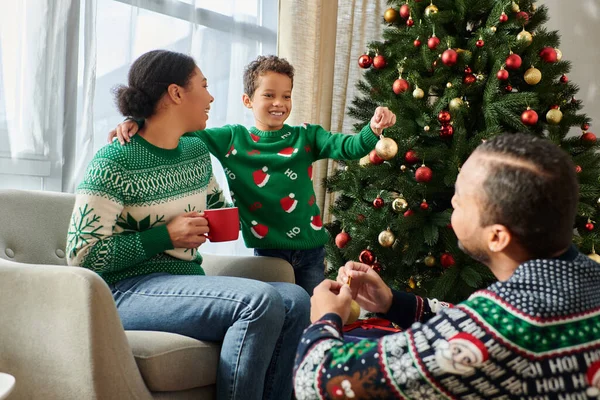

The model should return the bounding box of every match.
[310,280,353,323]
[370,106,396,136]
[107,120,140,145]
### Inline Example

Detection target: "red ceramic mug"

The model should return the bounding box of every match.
[203,207,240,242]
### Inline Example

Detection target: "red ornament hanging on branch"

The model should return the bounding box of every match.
[420,200,429,210]
[414,38,422,47]
[442,49,458,66]
[499,12,509,23]
[358,54,373,69]
[359,249,375,265]
[399,4,411,19]
[581,132,597,145]
[373,196,385,209]
[440,124,454,137]
[428,35,440,50]
[405,150,419,164]
[369,149,384,165]
[373,55,387,69]
[560,74,569,83]
[463,74,476,85]
[335,231,350,248]
[521,107,538,125]
[415,165,433,183]
[505,53,522,70]
[516,11,529,24]
[406,17,414,27]
[539,47,558,63]
[497,68,509,81]
[440,253,456,268]
[438,110,452,123]
[476,39,485,48]
[393,78,410,94]
[585,220,595,232]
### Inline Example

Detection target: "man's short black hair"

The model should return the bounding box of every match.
[474,134,579,258]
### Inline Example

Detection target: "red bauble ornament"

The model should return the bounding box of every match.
[359,249,375,265]
[335,231,350,248]
[369,149,384,164]
[521,108,538,125]
[550,104,560,109]
[440,253,456,268]
[586,223,595,231]
[371,262,382,273]
[575,165,582,174]
[499,12,509,22]
[476,39,485,48]
[405,150,419,164]
[428,35,440,49]
[464,66,472,74]
[539,47,558,63]
[463,74,476,85]
[373,55,387,69]
[560,74,569,83]
[399,4,411,19]
[373,197,385,208]
[581,132,597,145]
[420,201,429,210]
[505,84,513,92]
[438,110,451,123]
[440,124,454,137]
[582,123,591,131]
[497,68,509,81]
[406,17,414,27]
[404,210,414,217]
[415,166,433,183]
[505,53,522,70]
[393,78,410,94]
[358,54,373,68]
[414,39,422,47]
[441,49,458,66]
[516,11,529,23]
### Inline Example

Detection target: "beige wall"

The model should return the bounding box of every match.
[542,0,600,132]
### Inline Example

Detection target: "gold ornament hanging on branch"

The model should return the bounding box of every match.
[425,4,439,17]
[546,108,563,125]
[392,197,409,212]
[517,30,533,46]
[378,229,396,248]
[424,254,436,267]
[384,8,399,23]
[524,66,542,85]
[589,245,600,263]
[449,97,464,111]
[375,137,398,160]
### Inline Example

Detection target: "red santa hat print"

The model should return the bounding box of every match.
[250,133,260,143]
[308,165,313,180]
[277,147,299,157]
[588,361,600,392]
[253,167,270,188]
[448,332,489,365]
[280,193,298,213]
[225,145,237,158]
[310,215,323,231]
[250,220,268,239]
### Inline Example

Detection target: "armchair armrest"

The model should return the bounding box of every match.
[0,258,152,400]
[201,254,295,284]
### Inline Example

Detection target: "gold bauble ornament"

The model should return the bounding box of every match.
[424,126,430,132]
[359,154,371,166]
[424,254,436,267]
[517,30,533,46]
[413,87,425,99]
[408,277,416,289]
[378,229,396,248]
[400,165,407,172]
[524,67,542,85]
[392,198,409,212]
[546,108,563,125]
[425,4,439,17]
[511,1,520,12]
[446,82,453,88]
[375,137,398,160]
[384,8,399,23]
[449,97,463,111]
[589,247,600,263]
[476,74,485,81]
[347,300,361,324]
[555,48,562,61]
[489,26,497,33]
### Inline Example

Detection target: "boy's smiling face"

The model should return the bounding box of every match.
[243,71,292,131]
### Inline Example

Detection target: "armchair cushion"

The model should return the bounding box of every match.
[126,331,220,392]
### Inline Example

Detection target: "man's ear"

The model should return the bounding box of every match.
[167,84,183,105]
[487,224,512,253]
[242,93,253,109]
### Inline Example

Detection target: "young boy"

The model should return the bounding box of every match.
[110,55,396,295]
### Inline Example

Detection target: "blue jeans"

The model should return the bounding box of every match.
[254,246,326,295]
[109,273,310,400]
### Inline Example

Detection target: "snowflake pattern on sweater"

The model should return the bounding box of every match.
[294,246,600,399]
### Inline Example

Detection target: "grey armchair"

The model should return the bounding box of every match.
[0,190,294,400]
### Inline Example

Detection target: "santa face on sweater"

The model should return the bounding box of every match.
[242,71,292,131]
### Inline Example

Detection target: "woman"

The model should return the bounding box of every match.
[66,50,309,400]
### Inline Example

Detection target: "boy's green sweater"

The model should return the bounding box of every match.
[187,123,378,250]
[66,135,227,284]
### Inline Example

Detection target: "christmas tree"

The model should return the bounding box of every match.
[325,0,600,303]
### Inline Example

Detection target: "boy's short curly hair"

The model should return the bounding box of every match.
[243,55,294,98]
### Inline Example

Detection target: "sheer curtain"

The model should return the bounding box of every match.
[0,0,277,256]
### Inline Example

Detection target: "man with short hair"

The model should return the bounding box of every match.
[294,134,600,399]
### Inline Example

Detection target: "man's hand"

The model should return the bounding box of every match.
[107,119,140,145]
[310,280,353,323]
[166,212,209,249]
[369,106,397,136]
[336,261,394,314]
